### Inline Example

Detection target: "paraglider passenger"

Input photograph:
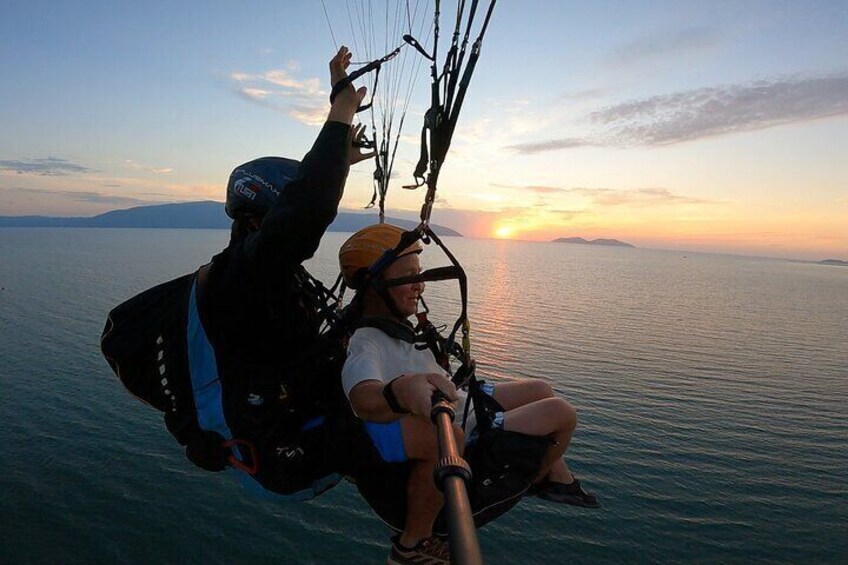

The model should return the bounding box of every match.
[339,224,599,565]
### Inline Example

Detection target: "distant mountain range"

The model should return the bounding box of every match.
[552,236,634,248]
[820,259,848,266]
[0,201,462,236]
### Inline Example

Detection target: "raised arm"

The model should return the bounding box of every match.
[246,47,367,267]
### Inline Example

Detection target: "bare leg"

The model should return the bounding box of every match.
[488,379,598,507]
[490,379,577,482]
[500,397,577,483]
[490,378,554,410]
[398,416,465,548]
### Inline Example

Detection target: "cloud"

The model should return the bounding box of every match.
[523,185,568,195]
[231,69,323,96]
[289,104,330,126]
[508,72,848,153]
[551,209,584,220]
[124,160,174,174]
[566,187,711,207]
[491,183,712,208]
[230,67,328,125]
[506,138,594,154]
[261,71,322,94]
[594,72,848,145]
[239,88,271,101]
[491,183,574,196]
[604,26,722,69]
[62,192,152,205]
[1,187,152,206]
[0,157,93,176]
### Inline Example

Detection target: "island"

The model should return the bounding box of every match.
[0,201,462,237]
[819,259,848,266]
[552,237,634,248]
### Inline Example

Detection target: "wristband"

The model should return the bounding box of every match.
[382,377,410,414]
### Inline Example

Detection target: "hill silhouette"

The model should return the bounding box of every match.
[0,201,462,236]
[552,236,634,248]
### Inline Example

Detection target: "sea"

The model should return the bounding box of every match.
[1,228,846,564]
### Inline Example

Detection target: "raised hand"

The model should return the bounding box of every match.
[328,46,367,125]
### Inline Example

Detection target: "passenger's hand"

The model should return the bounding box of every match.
[328,46,367,125]
[349,123,376,165]
[393,373,458,418]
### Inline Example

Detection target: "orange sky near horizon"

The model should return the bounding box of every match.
[3,163,844,260]
[496,213,846,258]
[412,189,848,259]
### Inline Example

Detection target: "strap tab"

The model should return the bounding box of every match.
[403,34,434,60]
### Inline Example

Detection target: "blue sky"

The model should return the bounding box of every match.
[1,1,846,259]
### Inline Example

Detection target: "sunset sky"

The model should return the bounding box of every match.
[1,1,846,260]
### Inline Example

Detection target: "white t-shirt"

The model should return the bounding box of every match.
[342,326,471,423]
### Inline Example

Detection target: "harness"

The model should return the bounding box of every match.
[101,258,353,500]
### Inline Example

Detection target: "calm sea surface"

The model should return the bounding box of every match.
[1,228,846,564]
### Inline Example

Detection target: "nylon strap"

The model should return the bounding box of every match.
[329,45,404,113]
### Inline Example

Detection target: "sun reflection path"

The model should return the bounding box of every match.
[472,242,524,378]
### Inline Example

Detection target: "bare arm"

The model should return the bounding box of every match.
[349,373,460,422]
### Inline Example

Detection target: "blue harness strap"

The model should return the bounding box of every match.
[187,280,233,442]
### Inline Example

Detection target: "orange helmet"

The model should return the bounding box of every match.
[339,223,423,289]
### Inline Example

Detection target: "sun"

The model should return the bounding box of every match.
[494,226,514,239]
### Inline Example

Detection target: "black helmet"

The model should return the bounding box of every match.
[225,156,300,220]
